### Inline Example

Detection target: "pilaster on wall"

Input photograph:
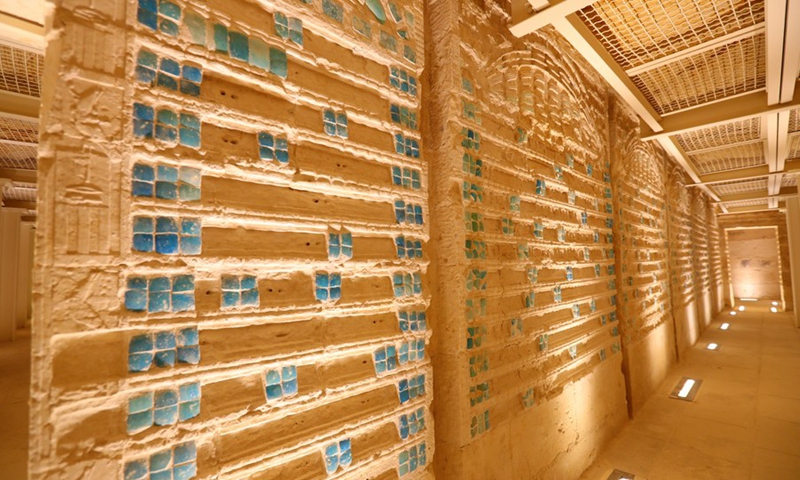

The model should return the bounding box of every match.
[428,1,628,478]
[608,98,675,415]
[33,0,433,478]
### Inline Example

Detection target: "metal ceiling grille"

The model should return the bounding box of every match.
[676,117,761,152]
[577,0,764,70]
[788,133,800,160]
[689,140,765,173]
[710,177,768,196]
[0,44,43,98]
[0,116,38,144]
[790,108,800,134]
[0,142,38,170]
[631,34,765,114]
[723,198,768,207]
[782,175,797,188]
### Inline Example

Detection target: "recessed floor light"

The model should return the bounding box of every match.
[707,343,719,351]
[720,323,730,330]
[729,311,737,316]
[738,305,745,312]
[772,301,779,306]
[669,376,703,402]
[607,469,636,480]
[771,307,778,313]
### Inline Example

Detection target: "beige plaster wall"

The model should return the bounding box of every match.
[719,211,793,310]
[727,228,783,301]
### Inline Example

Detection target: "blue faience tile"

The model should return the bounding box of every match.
[249,37,270,70]
[403,45,416,64]
[269,48,287,78]
[289,18,303,45]
[137,2,158,30]
[184,12,206,46]
[338,439,352,468]
[366,0,387,23]
[173,464,196,480]
[179,381,199,400]
[353,16,372,38]
[159,17,179,36]
[179,400,200,421]
[133,103,154,138]
[275,138,289,163]
[380,31,397,52]
[182,65,202,83]
[213,24,228,53]
[388,2,403,22]
[150,450,171,472]
[275,12,289,38]
[179,113,201,148]
[171,296,195,313]
[229,31,249,61]
[322,0,343,22]
[324,443,339,474]
[173,442,197,465]
[125,459,148,480]
[158,0,180,19]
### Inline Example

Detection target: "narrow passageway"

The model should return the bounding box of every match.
[0,331,30,479]
[579,303,800,480]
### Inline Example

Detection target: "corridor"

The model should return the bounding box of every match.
[580,303,800,480]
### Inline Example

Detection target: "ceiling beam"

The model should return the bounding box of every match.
[641,81,800,141]
[766,0,789,105]
[780,1,800,103]
[0,90,39,121]
[626,23,765,77]
[0,12,44,53]
[722,204,777,214]
[509,0,596,37]
[550,14,663,132]
[0,168,36,183]
[695,165,771,185]
[716,186,797,203]
[2,200,36,210]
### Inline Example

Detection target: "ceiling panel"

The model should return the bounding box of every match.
[630,34,765,114]
[676,117,761,152]
[710,177,768,196]
[577,0,764,70]
[688,140,765,174]
[0,44,43,98]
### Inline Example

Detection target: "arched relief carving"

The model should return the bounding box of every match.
[481,49,605,161]
[668,163,691,215]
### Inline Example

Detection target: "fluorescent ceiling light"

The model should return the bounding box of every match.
[740,298,757,302]
[720,323,730,330]
[707,343,719,350]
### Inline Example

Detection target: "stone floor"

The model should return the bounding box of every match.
[579,303,800,480]
[0,330,30,480]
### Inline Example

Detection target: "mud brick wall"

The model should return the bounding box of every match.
[427,1,628,477]
[32,0,432,478]
[718,211,794,310]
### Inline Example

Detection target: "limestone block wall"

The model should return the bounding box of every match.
[427,2,628,478]
[32,0,433,478]
[691,189,714,329]
[707,203,725,314]
[666,164,700,358]
[718,211,794,310]
[608,99,675,414]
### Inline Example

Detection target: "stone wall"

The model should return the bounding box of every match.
[718,211,793,309]
[608,98,675,414]
[32,0,729,478]
[33,0,432,478]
